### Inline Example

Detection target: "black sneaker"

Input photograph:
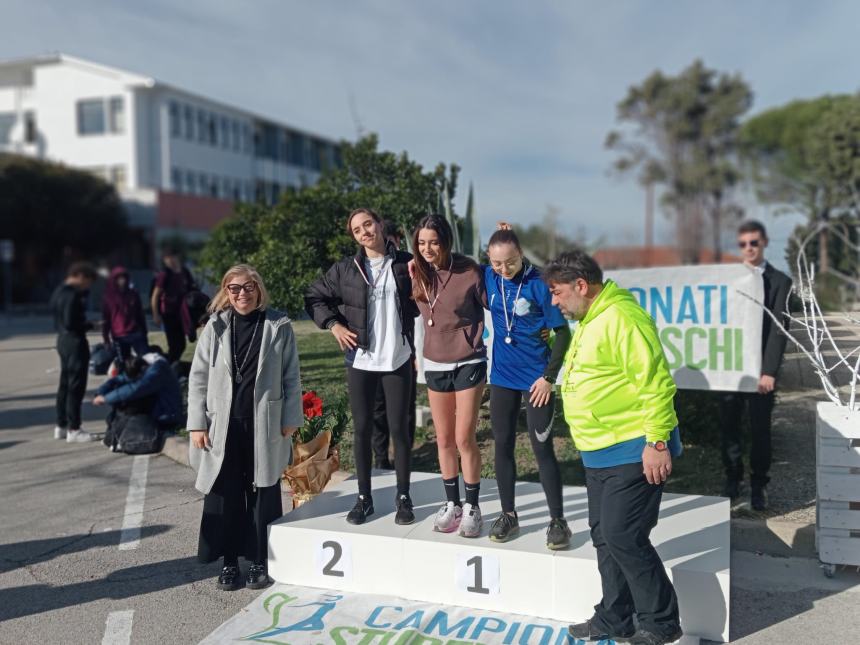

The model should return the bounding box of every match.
[346,495,374,524]
[395,493,415,525]
[722,478,741,499]
[629,626,683,645]
[245,563,271,590]
[546,517,572,550]
[568,618,634,643]
[751,485,768,511]
[489,512,519,543]
[217,565,241,591]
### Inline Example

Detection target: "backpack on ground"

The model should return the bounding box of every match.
[105,408,162,455]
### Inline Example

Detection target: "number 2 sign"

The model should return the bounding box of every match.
[316,538,353,582]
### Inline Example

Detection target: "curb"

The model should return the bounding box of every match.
[160,436,818,559]
[731,517,817,559]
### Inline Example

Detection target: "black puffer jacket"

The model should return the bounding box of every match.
[304,242,418,351]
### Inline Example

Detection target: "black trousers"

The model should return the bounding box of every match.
[372,363,417,466]
[55,333,89,429]
[197,417,282,566]
[718,391,775,487]
[490,385,564,518]
[586,462,680,639]
[347,360,413,497]
[162,312,186,363]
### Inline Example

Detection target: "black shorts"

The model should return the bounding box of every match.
[425,362,487,393]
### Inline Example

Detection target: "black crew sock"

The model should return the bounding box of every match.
[443,476,461,506]
[464,481,480,507]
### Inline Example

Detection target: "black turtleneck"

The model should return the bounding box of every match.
[231,309,264,419]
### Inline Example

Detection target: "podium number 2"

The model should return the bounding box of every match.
[316,538,352,581]
[322,541,344,577]
[466,556,490,594]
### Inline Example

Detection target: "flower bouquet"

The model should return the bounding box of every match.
[283,391,349,509]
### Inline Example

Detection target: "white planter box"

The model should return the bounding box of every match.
[815,402,860,570]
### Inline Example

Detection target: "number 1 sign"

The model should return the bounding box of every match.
[456,553,500,595]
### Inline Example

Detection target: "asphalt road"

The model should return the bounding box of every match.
[1,319,860,644]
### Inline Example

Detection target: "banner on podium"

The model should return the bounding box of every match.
[200,583,619,645]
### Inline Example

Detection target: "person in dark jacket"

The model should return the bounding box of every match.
[371,221,417,469]
[102,266,148,362]
[150,249,193,363]
[305,208,419,526]
[93,345,183,431]
[50,261,98,443]
[720,220,793,511]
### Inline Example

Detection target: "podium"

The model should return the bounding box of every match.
[268,471,729,642]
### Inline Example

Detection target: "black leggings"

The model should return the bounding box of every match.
[347,359,413,497]
[490,384,563,519]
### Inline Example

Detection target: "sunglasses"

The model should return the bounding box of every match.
[738,240,760,249]
[225,282,257,295]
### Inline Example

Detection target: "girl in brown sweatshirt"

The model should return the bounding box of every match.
[412,214,487,538]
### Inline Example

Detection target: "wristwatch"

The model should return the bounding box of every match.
[645,440,667,452]
[542,374,554,384]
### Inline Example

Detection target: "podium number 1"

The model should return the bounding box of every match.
[466,556,490,594]
[316,538,352,582]
[456,553,499,595]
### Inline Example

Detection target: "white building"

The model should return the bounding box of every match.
[0,53,342,248]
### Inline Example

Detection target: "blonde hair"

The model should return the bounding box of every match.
[207,264,271,314]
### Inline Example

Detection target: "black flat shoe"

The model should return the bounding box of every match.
[568,618,635,643]
[246,563,272,590]
[395,494,415,525]
[217,565,241,591]
[751,485,768,511]
[346,495,374,524]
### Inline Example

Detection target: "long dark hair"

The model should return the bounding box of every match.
[412,214,455,303]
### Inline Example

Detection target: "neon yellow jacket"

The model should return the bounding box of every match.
[561,280,678,451]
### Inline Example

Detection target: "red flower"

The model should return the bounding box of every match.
[302,391,323,418]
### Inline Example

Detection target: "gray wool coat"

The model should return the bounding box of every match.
[186,308,304,495]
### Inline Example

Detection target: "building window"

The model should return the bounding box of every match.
[183,105,193,140]
[185,170,196,194]
[0,113,15,144]
[289,131,305,166]
[169,101,181,137]
[231,120,240,151]
[208,113,217,145]
[242,124,252,154]
[77,99,105,135]
[199,173,208,196]
[197,109,207,143]
[109,97,125,134]
[171,167,182,192]
[219,117,229,148]
[232,180,241,201]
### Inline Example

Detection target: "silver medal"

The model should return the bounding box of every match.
[235,373,243,383]
[428,319,434,327]
[505,336,512,344]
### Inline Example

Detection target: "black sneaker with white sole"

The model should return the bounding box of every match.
[489,512,519,542]
[546,517,572,550]
[346,495,374,524]
[395,494,415,525]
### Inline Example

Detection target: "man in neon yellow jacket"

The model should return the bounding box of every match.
[545,250,682,645]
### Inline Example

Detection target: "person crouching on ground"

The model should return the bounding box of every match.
[545,250,683,645]
[93,345,183,436]
[187,264,303,591]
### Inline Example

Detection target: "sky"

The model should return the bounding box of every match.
[3,0,860,271]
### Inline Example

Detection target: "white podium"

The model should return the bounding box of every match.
[268,472,729,642]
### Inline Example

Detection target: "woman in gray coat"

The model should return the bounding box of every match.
[187,264,303,591]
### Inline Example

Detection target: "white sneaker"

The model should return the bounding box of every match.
[458,503,483,538]
[66,429,96,443]
[433,501,463,533]
[53,426,67,440]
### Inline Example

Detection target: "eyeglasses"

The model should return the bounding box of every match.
[738,240,760,249]
[225,282,257,295]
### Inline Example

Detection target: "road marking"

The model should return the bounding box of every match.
[119,455,149,550]
[102,610,134,645]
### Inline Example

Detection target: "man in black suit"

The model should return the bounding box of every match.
[720,220,793,511]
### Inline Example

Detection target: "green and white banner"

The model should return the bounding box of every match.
[200,583,614,644]
[609,263,764,393]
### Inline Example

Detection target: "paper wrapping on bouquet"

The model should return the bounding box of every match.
[283,430,339,509]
